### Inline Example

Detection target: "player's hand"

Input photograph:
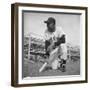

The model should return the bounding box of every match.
[47,43,54,52]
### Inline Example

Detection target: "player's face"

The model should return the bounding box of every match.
[47,23,55,32]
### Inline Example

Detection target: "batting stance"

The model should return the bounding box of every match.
[39,17,67,72]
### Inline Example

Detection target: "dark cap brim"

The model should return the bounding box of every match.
[44,21,48,23]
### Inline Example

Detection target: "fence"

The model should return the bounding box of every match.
[24,36,80,63]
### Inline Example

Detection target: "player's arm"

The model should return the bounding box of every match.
[45,40,50,56]
[54,34,66,46]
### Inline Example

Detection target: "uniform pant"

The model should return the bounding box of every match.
[49,44,67,69]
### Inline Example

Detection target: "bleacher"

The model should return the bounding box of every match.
[24,33,80,63]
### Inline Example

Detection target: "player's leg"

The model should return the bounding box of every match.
[59,44,67,72]
[49,48,59,70]
[39,48,59,72]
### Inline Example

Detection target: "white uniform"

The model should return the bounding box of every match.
[44,27,67,69]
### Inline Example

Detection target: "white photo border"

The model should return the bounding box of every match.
[18,5,86,84]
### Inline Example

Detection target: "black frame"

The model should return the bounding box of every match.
[11,3,88,87]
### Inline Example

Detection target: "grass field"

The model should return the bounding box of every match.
[23,57,80,78]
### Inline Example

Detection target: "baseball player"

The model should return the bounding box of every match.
[39,17,67,72]
[44,17,67,72]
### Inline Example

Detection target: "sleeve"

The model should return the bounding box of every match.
[58,27,65,38]
[44,31,50,56]
[44,30,48,41]
[54,27,66,46]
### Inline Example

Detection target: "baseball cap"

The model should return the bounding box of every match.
[44,17,56,24]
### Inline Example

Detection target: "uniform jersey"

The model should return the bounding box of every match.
[44,27,65,42]
[44,27,67,60]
